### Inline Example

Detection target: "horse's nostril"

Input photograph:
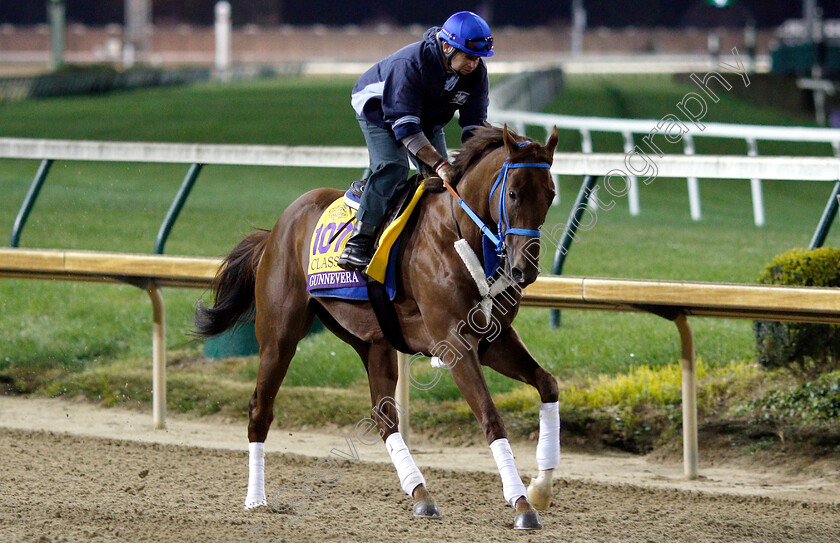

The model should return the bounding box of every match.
[511,267,524,283]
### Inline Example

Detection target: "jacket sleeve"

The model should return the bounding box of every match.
[458,69,489,142]
[381,59,424,140]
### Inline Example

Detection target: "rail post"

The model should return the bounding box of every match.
[147,281,167,430]
[675,313,698,480]
[809,181,840,249]
[155,163,204,254]
[549,175,597,328]
[622,131,640,216]
[746,138,765,227]
[808,141,840,248]
[214,1,232,81]
[10,159,53,248]
[48,0,66,71]
[683,135,702,221]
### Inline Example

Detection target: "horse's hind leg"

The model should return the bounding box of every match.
[364,344,440,519]
[244,262,314,509]
[479,326,560,511]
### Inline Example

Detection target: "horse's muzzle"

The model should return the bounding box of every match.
[509,264,538,286]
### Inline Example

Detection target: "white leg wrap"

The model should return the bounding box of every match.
[244,442,267,509]
[489,438,528,507]
[536,401,561,471]
[385,433,426,496]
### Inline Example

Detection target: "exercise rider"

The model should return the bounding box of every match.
[337,11,494,271]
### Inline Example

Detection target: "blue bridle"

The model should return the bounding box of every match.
[489,160,551,241]
[452,146,552,277]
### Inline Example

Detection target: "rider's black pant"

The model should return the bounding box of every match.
[355,115,447,228]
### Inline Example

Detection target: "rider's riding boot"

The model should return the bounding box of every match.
[337,221,378,271]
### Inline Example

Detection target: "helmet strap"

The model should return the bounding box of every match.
[439,40,458,70]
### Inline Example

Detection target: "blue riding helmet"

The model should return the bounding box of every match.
[438,11,494,57]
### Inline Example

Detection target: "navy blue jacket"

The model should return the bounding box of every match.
[351,27,489,142]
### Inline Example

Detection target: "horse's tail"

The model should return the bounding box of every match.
[195,229,271,338]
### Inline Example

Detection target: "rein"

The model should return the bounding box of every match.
[442,148,551,277]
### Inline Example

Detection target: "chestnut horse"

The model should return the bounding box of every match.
[196,126,560,530]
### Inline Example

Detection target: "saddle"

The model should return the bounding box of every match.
[343,174,424,220]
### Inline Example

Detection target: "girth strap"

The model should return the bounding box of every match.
[366,278,413,354]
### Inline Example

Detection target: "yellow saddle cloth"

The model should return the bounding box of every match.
[306,182,427,296]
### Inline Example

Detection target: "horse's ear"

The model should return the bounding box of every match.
[502,124,517,156]
[544,127,559,161]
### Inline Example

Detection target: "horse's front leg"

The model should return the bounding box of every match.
[447,345,542,530]
[364,343,441,519]
[478,326,560,511]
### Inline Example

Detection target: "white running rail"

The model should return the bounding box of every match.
[488,109,840,226]
[3,137,838,183]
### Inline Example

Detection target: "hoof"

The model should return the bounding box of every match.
[244,499,267,510]
[527,471,553,511]
[514,510,543,531]
[413,500,442,519]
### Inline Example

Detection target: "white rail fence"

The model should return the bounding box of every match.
[0,138,370,168]
[3,138,839,184]
[488,109,840,226]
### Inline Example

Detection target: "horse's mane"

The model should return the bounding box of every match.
[450,126,530,185]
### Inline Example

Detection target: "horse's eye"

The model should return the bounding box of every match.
[508,190,517,201]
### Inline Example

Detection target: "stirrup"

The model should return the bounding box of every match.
[337,246,372,271]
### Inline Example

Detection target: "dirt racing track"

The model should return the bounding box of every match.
[1,398,839,543]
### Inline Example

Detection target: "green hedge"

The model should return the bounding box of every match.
[753,247,840,375]
[747,370,840,423]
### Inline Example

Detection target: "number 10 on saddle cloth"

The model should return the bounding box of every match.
[305,183,427,300]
